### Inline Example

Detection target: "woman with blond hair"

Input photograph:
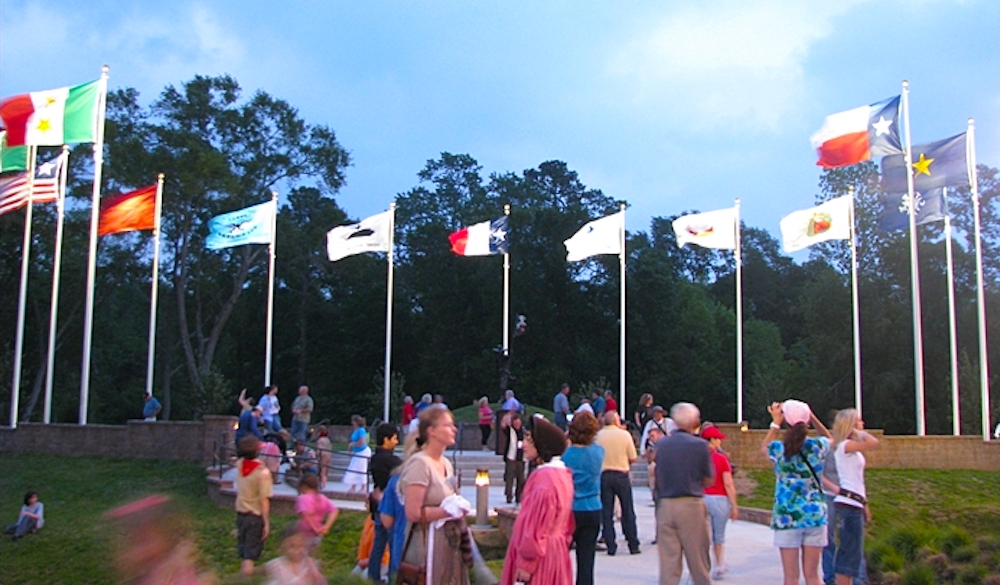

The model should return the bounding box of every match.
[761,400,833,585]
[827,408,879,585]
[398,405,471,585]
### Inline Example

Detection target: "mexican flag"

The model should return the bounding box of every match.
[0,79,103,146]
[0,131,30,172]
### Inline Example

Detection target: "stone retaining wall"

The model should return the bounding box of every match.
[2,419,996,470]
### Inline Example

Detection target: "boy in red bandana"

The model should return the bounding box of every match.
[235,435,273,576]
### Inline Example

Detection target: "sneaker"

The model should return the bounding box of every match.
[629,546,641,555]
[711,564,727,579]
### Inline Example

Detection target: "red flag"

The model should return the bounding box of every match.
[99,185,157,236]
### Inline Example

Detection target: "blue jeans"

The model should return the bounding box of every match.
[600,470,639,552]
[368,514,389,582]
[824,495,867,584]
[291,420,309,443]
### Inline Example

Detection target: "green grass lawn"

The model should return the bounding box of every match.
[741,467,1000,582]
[0,455,368,584]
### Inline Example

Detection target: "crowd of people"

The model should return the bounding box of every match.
[29,384,879,584]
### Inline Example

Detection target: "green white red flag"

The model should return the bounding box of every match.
[0,79,102,146]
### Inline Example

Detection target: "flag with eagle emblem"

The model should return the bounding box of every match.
[205,200,276,250]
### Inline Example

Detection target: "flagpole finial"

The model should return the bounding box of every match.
[102,65,110,75]
[619,201,626,211]
[848,185,855,196]
[968,117,974,126]
[902,79,909,88]
[157,173,165,182]
[504,203,510,215]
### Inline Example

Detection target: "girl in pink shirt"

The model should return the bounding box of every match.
[295,474,338,552]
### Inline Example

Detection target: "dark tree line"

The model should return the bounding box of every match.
[1,75,997,434]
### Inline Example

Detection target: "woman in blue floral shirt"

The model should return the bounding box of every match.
[760,400,832,585]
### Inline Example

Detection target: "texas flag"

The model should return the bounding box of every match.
[810,95,901,168]
[449,215,509,256]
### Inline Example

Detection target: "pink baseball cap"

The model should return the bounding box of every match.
[782,399,812,426]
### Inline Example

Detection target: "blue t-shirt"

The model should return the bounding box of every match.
[767,436,831,530]
[143,397,161,418]
[562,443,605,512]
[592,397,606,415]
[350,427,369,453]
[378,475,407,574]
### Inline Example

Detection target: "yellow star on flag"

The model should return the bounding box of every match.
[912,152,934,176]
[35,119,52,133]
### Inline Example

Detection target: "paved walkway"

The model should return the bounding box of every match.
[325,484,784,584]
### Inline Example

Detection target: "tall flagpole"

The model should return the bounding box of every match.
[968,119,991,441]
[145,175,166,399]
[503,203,511,351]
[383,203,397,424]
[849,188,863,416]
[735,198,743,423]
[10,146,37,428]
[263,190,278,387]
[901,80,927,435]
[79,65,110,425]
[619,202,626,419]
[943,188,960,435]
[43,146,71,423]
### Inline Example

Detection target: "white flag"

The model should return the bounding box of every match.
[779,195,853,253]
[327,210,393,261]
[672,207,737,249]
[564,211,623,261]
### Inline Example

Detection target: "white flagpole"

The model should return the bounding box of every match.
[79,65,110,425]
[43,146,70,424]
[619,202,626,419]
[901,80,927,435]
[10,145,37,428]
[145,175,166,399]
[942,187,960,435]
[383,203,397,424]
[735,199,743,423]
[503,203,511,352]
[264,191,278,387]
[968,119,990,441]
[849,188,863,416]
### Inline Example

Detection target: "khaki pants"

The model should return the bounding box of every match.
[656,497,712,585]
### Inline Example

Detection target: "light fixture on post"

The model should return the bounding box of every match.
[474,467,490,527]
[740,420,749,433]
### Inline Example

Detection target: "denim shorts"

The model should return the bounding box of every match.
[773,525,828,548]
[704,495,731,544]
[833,503,865,578]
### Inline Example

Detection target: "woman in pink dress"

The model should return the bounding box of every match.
[501,416,575,585]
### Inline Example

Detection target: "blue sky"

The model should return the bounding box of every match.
[2,0,997,245]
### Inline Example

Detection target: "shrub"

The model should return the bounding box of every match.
[955,564,987,585]
[887,525,939,561]
[953,545,979,563]
[869,542,907,573]
[941,526,975,556]
[900,564,936,585]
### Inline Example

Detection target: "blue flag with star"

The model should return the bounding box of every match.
[878,189,947,231]
[881,132,969,193]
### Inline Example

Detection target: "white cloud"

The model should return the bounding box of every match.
[604,0,869,132]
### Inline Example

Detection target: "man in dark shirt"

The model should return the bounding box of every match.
[235,406,264,444]
[368,423,402,582]
[654,402,715,585]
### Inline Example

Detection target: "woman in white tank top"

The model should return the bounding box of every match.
[830,409,879,585]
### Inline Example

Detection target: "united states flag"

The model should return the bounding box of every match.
[0,154,63,216]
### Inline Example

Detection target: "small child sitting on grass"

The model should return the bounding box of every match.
[5,490,44,541]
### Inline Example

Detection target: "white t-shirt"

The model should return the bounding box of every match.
[833,440,866,509]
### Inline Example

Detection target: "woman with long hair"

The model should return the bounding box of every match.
[344,415,370,494]
[562,411,604,585]
[501,416,574,585]
[398,405,471,585]
[828,408,879,585]
[478,397,494,451]
[633,393,654,430]
[761,400,833,585]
